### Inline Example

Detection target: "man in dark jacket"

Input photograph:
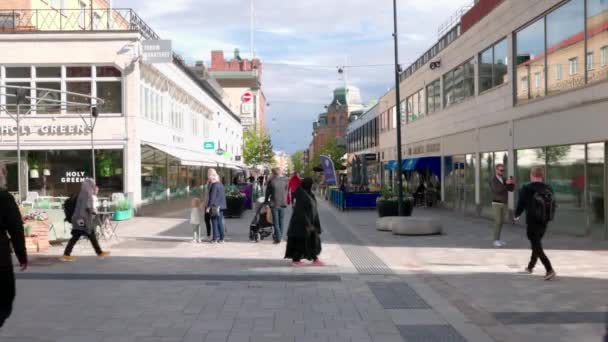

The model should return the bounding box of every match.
[515,166,556,281]
[207,175,227,243]
[0,165,28,328]
[265,168,288,244]
[490,163,515,247]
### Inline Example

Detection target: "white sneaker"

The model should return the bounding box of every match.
[493,240,502,247]
[499,240,507,246]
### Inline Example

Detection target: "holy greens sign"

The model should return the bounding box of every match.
[0,124,89,136]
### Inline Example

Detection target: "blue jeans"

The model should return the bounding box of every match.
[272,207,285,242]
[211,211,225,241]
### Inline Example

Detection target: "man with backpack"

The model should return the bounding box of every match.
[515,166,556,281]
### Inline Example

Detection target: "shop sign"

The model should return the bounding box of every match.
[215,148,225,156]
[241,102,253,115]
[0,124,88,136]
[203,141,215,150]
[61,171,87,184]
[142,40,173,64]
[363,153,377,161]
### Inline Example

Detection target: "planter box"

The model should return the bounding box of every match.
[224,196,246,218]
[25,237,38,253]
[377,198,414,217]
[24,219,50,252]
[113,209,133,221]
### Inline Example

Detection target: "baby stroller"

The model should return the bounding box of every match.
[250,202,274,242]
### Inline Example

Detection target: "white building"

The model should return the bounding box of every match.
[0,8,245,206]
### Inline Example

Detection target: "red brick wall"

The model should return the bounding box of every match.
[461,0,504,34]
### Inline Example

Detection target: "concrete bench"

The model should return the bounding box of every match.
[389,217,442,236]
[376,217,393,232]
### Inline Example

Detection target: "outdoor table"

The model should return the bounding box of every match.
[94,211,119,240]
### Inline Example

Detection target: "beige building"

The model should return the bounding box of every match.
[373,0,607,239]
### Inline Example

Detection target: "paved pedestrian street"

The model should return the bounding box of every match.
[2,198,607,342]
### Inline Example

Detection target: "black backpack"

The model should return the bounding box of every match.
[63,194,78,223]
[529,187,556,224]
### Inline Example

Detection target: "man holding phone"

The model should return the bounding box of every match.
[490,163,515,247]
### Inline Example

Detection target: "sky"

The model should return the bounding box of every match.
[118,0,473,154]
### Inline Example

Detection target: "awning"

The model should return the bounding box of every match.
[385,160,398,171]
[145,143,217,167]
[402,158,419,171]
[401,156,441,176]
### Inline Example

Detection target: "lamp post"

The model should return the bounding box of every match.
[90,106,99,180]
[392,0,405,216]
[15,88,27,201]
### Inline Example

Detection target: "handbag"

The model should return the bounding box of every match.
[210,205,221,217]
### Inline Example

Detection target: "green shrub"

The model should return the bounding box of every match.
[115,199,131,211]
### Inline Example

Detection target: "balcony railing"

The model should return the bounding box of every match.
[0,8,159,40]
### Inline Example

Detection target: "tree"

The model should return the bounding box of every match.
[290,151,305,174]
[243,129,275,168]
[317,137,346,171]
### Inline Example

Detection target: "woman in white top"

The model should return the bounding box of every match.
[190,197,202,243]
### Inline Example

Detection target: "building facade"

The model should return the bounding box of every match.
[207,50,266,131]
[374,0,607,239]
[310,86,365,158]
[0,6,244,206]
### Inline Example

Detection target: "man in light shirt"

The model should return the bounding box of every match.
[489,163,514,247]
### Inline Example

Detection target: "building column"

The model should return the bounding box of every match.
[123,60,142,207]
[507,120,516,220]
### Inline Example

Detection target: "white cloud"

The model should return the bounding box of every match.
[117,0,472,153]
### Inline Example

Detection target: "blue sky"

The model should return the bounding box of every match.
[118,0,472,154]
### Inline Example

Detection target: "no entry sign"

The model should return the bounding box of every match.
[242,92,253,103]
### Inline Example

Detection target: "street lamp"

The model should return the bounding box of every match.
[15,88,27,200]
[90,106,99,180]
[392,0,405,216]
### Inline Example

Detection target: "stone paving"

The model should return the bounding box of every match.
[0,197,606,342]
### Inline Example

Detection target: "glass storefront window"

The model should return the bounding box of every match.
[587,0,608,84]
[35,82,61,114]
[587,143,605,238]
[5,82,31,114]
[141,146,168,201]
[97,81,122,113]
[6,67,31,78]
[36,67,61,78]
[426,79,441,114]
[66,66,91,78]
[546,144,586,236]
[516,18,545,103]
[547,0,585,95]
[96,66,121,77]
[465,154,476,214]
[25,149,123,198]
[66,82,92,113]
[516,148,545,187]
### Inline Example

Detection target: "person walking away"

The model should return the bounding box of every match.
[0,164,28,328]
[287,171,302,208]
[190,198,202,243]
[207,174,226,243]
[515,166,556,281]
[265,168,288,244]
[490,163,515,247]
[61,178,110,261]
[285,177,323,266]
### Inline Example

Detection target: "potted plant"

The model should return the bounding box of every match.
[376,187,414,217]
[224,185,246,218]
[28,154,41,179]
[113,199,133,221]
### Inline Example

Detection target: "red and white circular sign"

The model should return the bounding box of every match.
[242,92,253,103]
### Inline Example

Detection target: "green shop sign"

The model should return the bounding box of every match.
[203,142,215,150]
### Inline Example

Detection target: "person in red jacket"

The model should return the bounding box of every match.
[287,171,302,207]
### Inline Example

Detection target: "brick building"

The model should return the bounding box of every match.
[205,49,266,131]
[309,86,365,158]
